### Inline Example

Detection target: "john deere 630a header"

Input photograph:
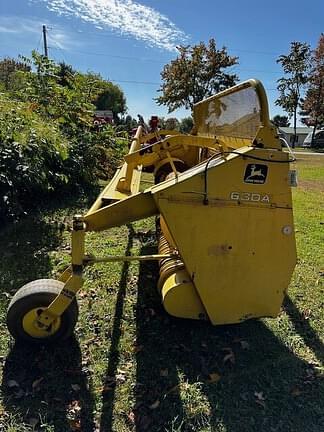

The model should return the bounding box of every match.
[7,79,297,343]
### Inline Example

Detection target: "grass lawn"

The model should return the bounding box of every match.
[0,155,323,432]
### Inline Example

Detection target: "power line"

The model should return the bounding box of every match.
[110,79,160,85]
[49,27,282,57]
[49,46,282,75]
[229,48,280,56]
[230,66,281,75]
[49,46,166,64]
[47,34,68,63]
[36,33,42,53]
[51,27,283,57]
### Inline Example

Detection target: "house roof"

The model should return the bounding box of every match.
[279,127,312,134]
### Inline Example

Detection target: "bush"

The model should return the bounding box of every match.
[0,95,68,220]
[0,53,129,222]
[0,94,128,222]
[63,126,128,186]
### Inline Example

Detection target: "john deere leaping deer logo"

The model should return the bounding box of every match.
[244,164,268,184]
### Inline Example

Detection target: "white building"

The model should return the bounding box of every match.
[279,127,312,146]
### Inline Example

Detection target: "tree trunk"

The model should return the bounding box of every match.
[293,109,297,148]
[311,120,318,146]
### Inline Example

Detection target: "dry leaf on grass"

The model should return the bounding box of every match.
[133,344,144,353]
[149,400,160,410]
[7,379,19,388]
[127,411,135,424]
[116,373,126,383]
[69,419,81,431]
[233,338,250,350]
[254,391,266,407]
[254,391,265,400]
[71,384,81,392]
[222,348,235,364]
[240,340,250,350]
[207,373,221,383]
[291,387,302,396]
[67,400,82,418]
[32,377,44,391]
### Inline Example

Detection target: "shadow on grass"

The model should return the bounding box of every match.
[134,244,324,432]
[0,199,97,431]
[99,225,135,432]
[284,296,324,365]
[0,190,96,297]
[2,338,95,431]
[0,215,63,294]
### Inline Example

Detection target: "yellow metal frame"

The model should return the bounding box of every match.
[32,79,296,331]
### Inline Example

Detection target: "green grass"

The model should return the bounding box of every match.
[0,158,323,432]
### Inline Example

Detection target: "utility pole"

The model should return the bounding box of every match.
[42,25,48,58]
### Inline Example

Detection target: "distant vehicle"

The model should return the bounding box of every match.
[302,129,324,148]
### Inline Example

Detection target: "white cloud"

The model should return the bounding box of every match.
[0,17,40,35]
[38,0,187,51]
[0,16,75,50]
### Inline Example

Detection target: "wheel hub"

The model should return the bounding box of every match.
[22,308,61,338]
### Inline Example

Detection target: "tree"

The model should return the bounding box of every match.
[300,34,324,143]
[0,53,129,221]
[57,62,76,88]
[158,117,166,129]
[0,57,30,90]
[272,115,290,127]
[118,114,138,132]
[156,39,238,112]
[94,81,127,123]
[179,116,194,133]
[276,41,311,147]
[165,117,180,130]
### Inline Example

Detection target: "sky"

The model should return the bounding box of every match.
[0,0,323,123]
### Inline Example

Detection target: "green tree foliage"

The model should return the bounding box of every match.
[0,53,128,221]
[165,117,180,130]
[57,61,76,88]
[0,57,30,90]
[92,79,127,122]
[272,115,290,127]
[276,41,311,147]
[300,34,324,142]
[156,39,238,112]
[158,117,166,129]
[179,116,194,133]
[0,94,68,220]
[118,115,138,133]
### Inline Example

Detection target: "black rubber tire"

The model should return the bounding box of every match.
[154,161,188,184]
[7,279,78,343]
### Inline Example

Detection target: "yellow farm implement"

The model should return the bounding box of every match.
[7,79,297,342]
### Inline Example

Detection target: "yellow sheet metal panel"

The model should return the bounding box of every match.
[152,148,296,324]
[88,126,144,213]
[84,191,158,232]
[100,165,142,201]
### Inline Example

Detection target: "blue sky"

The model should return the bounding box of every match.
[0,0,323,123]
